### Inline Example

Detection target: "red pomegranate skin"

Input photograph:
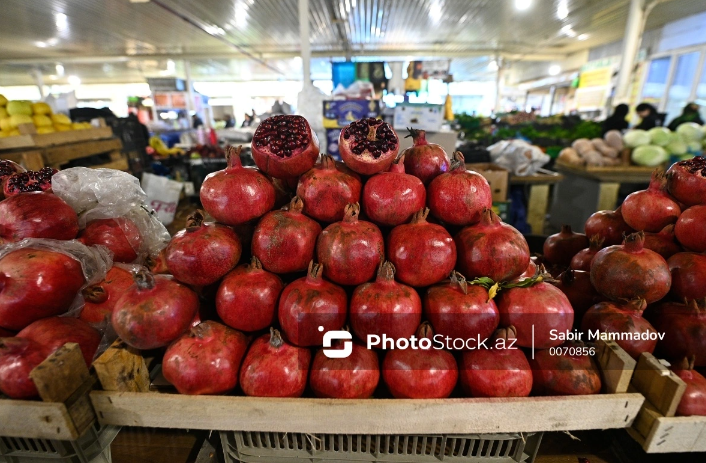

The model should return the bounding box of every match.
[584,207,634,246]
[672,364,706,416]
[79,218,141,263]
[590,231,671,304]
[17,317,101,366]
[165,210,242,286]
[401,128,450,185]
[543,225,589,267]
[382,323,458,398]
[514,259,538,282]
[650,300,706,366]
[252,196,322,274]
[530,341,601,396]
[216,257,283,332]
[621,171,681,232]
[668,252,706,301]
[424,271,499,344]
[498,282,574,349]
[387,208,456,287]
[339,118,400,176]
[147,248,169,274]
[666,156,706,206]
[296,154,362,223]
[310,341,380,399]
[316,203,384,286]
[0,192,79,242]
[552,270,605,328]
[0,248,85,331]
[111,271,199,350]
[643,224,681,259]
[278,262,347,347]
[427,152,492,226]
[361,155,426,227]
[252,115,320,179]
[200,146,276,226]
[350,261,422,344]
[239,328,311,397]
[0,337,51,399]
[581,299,656,359]
[454,208,530,282]
[570,235,604,271]
[675,205,706,252]
[459,327,532,398]
[80,266,134,324]
[0,160,25,200]
[162,321,249,395]
[0,327,14,337]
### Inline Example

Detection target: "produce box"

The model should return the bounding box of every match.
[0,124,114,152]
[467,163,508,202]
[627,353,706,453]
[326,128,342,159]
[323,100,382,129]
[393,104,444,133]
[493,201,511,222]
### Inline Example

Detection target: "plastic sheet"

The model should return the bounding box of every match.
[487,140,550,176]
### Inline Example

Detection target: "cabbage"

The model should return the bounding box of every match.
[631,145,668,166]
[687,141,702,154]
[648,127,671,146]
[666,139,687,155]
[678,154,695,161]
[624,130,651,148]
[676,122,703,142]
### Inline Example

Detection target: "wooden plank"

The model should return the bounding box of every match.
[631,353,686,417]
[0,135,34,151]
[30,343,90,403]
[92,157,129,171]
[636,415,706,453]
[31,127,114,147]
[0,401,79,440]
[43,138,123,165]
[90,392,644,434]
[596,339,636,394]
[555,160,654,183]
[631,398,664,438]
[526,184,549,235]
[21,151,45,170]
[510,169,564,185]
[94,339,150,393]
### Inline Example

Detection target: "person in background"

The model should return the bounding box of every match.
[602,104,629,135]
[223,114,235,128]
[241,113,253,128]
[634,103,661,130]
[192,113,204,129]
[127,112,150,148]
[668,102,704,131]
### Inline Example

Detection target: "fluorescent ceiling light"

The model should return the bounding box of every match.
[68,75,81,86]
[515,0,532,11]
[557,0,568,20]
[578,33,589,41]
[548,65,561,76]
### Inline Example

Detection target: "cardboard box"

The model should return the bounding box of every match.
[393,103,444,132]
[467,163,509,202]
[323,100,381,129]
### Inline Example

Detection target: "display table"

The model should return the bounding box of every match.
[510,169,564,235]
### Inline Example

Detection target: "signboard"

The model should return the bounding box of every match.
[578,68,612,89]
[147,78,186,92]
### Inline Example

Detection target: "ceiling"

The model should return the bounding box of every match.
[0,0,705,85]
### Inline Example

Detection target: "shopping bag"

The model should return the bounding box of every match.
[141,173,183,225]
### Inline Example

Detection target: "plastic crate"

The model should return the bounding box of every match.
[220,431,543,463]
[0,422,120,463]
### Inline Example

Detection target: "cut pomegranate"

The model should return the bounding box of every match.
[3,168,57,197]
[339,118,400,175]
[0,160,25,199]
[252,115,320,179]
[666,156,706,206]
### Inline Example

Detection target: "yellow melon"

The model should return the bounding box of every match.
[36,126,55,134]
[33,114,53,127]
[51,114,72,125]
[10,114,33,128]
[0,118,10,132]
[6,101,32,116]
[54,124,72,132]
[31,102,52,115]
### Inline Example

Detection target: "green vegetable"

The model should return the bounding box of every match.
[624,130,651,148]
[631,145,668,166]
[676,122,703,142]
[666,139,687,155]
[648,127,671,146]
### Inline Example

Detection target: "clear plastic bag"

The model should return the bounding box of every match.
[487,140,550,176]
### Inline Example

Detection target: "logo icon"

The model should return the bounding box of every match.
[320,326,353,359]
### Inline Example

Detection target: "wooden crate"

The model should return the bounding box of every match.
[0,343,96,440]
[90,339,644,434]
[626,353,706,453]
[0,125,114,152]
[554,159,655,183]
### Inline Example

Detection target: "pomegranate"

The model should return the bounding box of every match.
[252,115,320,179]
[3,167,57,197]
[530,341,601,396]
[350,261,422,343]
[339,117,400,175]
[111,269,199,350]
[0,327,14,337]
[146,248,169,274]
[672,358,706,416]
[666,156,706,206]
[165,210,241,286]
[427,152,492,226]
[0,160,25,199]
[543,225,589,267]
[570,235,604,271]
[80,266,134,324]
[296,154,362,222]
[216,257,283,332]
[79,218,141,263]
[644,224,681,259]
[162,321,249,395]
[552,270,605,327]
[515,259,538,281]
[0,337,51,399]
[581,299,657,359]
[252,196,322,274]
[382,322,458,398]
[454,208,530,282]
[239,328,311,397]
[590,231,671,303]
[424,271,499,343]
[310,340,380,399]
[0,248,85,331]
[621,171,681,232]
[668,252,706,301]
[387,208,456,287]
[316,203,384,286]
[278,261,347,347]
[401,128,450,185]
[17,317,101,366]
[497,281,574,349]
[200,145,276,226]
[675,205,706,252]
[650,300,706,366]
[584,207,634,246]
[0,192,79,242]
[459,326,532,398]
[361,155,426,227]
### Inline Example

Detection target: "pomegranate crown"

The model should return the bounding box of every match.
[225,145,243,169]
